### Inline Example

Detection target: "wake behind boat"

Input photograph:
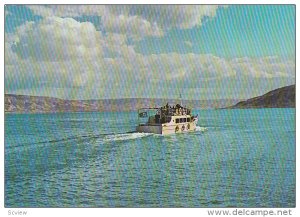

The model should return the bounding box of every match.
[136,103,198,135]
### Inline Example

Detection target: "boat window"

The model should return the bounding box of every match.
[187,118,191,122]
[176,119,179,123]
[180,118,183,123]
[183,118,187,122]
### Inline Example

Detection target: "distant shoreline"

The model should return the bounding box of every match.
[5,85,295,113]
[5,94,240,113]
[5,107,296,115]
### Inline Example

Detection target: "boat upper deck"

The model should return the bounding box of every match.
[139,103,191,116]
[138,103,196,125]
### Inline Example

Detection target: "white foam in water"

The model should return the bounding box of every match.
[195,126,208,132]
[104,132,152,142]
[103,127,206,142]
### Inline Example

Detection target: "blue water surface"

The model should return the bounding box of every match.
[5,109,295,207]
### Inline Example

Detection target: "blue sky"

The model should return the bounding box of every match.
[136,5,295,58]
[5,5,295,100]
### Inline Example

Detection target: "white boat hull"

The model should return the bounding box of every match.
[137,119,198,135]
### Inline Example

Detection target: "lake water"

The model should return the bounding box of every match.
[5,109,295,207]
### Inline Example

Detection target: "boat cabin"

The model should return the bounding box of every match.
[138,103,195,126]
[137,103,199,134]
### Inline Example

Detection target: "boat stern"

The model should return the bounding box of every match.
[136,124,162,134]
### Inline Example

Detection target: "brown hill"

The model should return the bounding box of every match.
[228,85,295,109]
[5,94,239,113]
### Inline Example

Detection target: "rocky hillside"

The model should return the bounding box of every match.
[229,85,295,109]
[5,94,239,113]
[5,85,295,113]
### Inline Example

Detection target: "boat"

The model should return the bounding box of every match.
[136,103,198,135]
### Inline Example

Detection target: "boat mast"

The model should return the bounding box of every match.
[179,92,182,106]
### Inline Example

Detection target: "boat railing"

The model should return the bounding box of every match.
[138,104,193,125]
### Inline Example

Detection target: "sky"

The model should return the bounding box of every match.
[4,5,295,100]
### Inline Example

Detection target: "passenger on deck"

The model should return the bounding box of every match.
[188,109,191,115]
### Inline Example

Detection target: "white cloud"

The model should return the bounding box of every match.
[13,16,105,61]
[230,56,295,78]
[5,16,294,99]
[27,5,107,17]
[5,9,12,17]
[102,14,163,40]
[26,5,226,39]
[107,5,227,29]
[184,40,193,48]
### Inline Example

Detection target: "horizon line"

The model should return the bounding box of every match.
[4,93,242,101]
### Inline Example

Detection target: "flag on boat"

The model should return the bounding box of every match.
[139,111,148,118]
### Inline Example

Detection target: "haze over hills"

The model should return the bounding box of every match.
[4,94,239,113]
[228,85,295,109]
[5,84,295,113]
